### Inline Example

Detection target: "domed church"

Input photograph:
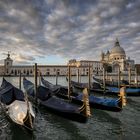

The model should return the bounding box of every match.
[101,39,135,73]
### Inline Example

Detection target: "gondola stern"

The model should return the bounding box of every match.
[23,109,35,131]
[80,88,91,118]
[118,86,127,108]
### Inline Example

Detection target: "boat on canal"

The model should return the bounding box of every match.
[23,77,90,123]
[0,78,35,131]
[41,76,126,112]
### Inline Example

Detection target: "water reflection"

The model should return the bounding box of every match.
[10,124,34,140]
[0,108,34,140]
[0,76,140,140]
[94,109,122,125]
[36,107,88,140]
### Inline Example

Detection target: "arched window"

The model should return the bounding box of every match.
[27,70,29,75]
[57,71,60,75]
[30,69,33,74]
[11,70,14,74]
[15,70,17,75]
[18,70,20,74]
[24,69,26,74]
[46,72,50,75]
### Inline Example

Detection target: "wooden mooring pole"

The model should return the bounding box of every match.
[128,66,131,87]
[135,67,138,87]
[34,63,38,103]
[56,70,58,85]
[103,67,106,94]
[77,68,80,83]
[68,64,71,99]
[118,66,120,89]
[19,70,21,90]
[88,65,91,94]
[38,70,41,86]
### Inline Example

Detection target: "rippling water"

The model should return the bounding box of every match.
[0,76,140,140]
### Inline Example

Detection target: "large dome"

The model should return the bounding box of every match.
[110,40,125,55]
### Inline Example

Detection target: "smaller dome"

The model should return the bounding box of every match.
[110,39,125,55]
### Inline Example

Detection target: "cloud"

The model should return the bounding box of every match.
[12,53,35,64]
[0,0,140,64]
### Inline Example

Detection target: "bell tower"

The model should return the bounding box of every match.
[4,52,13,75]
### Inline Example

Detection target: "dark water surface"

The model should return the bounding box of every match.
[0,76,140,140]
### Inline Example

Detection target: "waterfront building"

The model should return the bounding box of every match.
[0,54,101,76]
[0,53,83,76]
[0,39,136,76]
[68,59,103,75]
[135,64,140,74]
[100,39,135,73]
[0,54,68,76]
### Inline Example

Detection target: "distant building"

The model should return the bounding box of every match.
[0,53,90,76]
[135,64,140,74]
[101,39,135,73]
[0,53,67,76]
[68,59,103,75]
[0,39,136,76]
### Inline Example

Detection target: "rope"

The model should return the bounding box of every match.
[78,104,85,112]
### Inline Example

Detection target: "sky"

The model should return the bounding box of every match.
[0,0,140,65]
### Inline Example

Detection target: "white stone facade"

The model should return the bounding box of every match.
[0,39,135,76]
[101,39,135,73]
[68,59,103,75]
[0,54,91,76]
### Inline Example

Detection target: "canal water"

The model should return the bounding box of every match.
[0,76,140,140]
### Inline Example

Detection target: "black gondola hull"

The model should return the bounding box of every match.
[23,78,88,123]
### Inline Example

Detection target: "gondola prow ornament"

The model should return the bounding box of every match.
[119,86,127,107]
[83,88,91,117]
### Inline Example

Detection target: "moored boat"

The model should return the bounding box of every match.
[0,78,35,131]
[93,76,129,87]
[23,77,90,123]
[93,76,140,96]
[41,77,126,112]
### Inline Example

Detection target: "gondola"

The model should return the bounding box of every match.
[68,79,103,93]
[93,76,129,87]
[65,77,102,89]
[65,77,107,94]
[93,76,140,88]
[70,77,140,96]
[41,77,126,112]
[0,78,35,131]
[93,76,140,96]
[23,78,89,123]
[106,86,140,96]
